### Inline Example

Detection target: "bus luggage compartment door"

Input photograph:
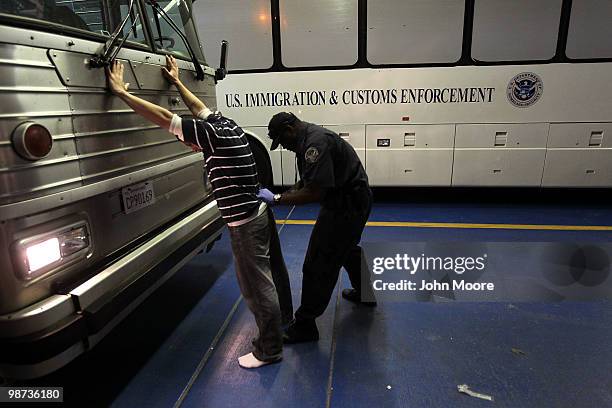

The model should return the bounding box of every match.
[453,123,548,187]
[366,124,454,186]
[542,123,612,187]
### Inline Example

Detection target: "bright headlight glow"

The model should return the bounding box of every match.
[26,238,61,273]
[15,221,91,280]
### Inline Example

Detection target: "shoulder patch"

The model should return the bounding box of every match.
[305,146,320,163]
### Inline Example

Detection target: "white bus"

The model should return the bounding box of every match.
[193,0,612,188]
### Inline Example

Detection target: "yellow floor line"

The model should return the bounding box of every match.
[276,219,612,231]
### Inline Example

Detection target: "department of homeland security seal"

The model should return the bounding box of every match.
[506,72,543,108]
[305,146,320,163]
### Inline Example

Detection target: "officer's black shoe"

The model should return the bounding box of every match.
[282,320,319,344]
[342,288,377,307]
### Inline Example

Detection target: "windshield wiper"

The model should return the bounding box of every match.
[90,0,139,68]
[145,0,205,80]
[90,0,205,82]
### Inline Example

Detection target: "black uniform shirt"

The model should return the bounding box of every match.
[296,123,369,208]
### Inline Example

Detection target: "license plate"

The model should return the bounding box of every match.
[121,181,155,214]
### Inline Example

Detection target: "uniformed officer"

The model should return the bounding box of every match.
[258,112,375,343]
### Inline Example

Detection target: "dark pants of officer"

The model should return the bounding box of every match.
[295,186,373,323]
[267,207,294,325]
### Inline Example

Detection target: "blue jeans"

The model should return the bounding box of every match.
[228,208,293,361]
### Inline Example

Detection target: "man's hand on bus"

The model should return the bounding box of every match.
[105,60,173,130]
[161,55,207,116]
[106,60,130,96]
[162,55,180,86]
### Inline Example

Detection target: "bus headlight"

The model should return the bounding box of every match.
[26,238,61,273]
[15,223,91,280]
[59,226,90,258]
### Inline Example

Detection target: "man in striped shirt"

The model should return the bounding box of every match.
[106,57,292,368]
[176,113,261,223]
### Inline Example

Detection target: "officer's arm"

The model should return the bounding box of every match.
[277,184,322,205]
[288,180,303,193]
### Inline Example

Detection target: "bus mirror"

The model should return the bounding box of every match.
[215,40,228,83]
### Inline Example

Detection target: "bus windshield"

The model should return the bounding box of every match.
[0,0,145,43]
[0,0,205,61]
[144,0,204,61]
[1,0,94,31]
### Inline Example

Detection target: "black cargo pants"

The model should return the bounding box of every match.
[294,187,373,323]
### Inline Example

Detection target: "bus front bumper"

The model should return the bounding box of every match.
[0,200,224,380]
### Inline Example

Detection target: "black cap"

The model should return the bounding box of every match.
[268,112,297,151]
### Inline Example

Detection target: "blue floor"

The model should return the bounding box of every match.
[25,197,612,407]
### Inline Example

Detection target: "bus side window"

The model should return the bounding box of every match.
[279,0,358,68]
[367,0,465,65]
[193,0,273,71]
[472,0,563,62]
[566,0,612,59]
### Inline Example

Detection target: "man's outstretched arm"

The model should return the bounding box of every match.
[106,60,174,130]
[162,55,208,117]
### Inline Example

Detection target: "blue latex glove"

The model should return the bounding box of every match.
[257,188,275,205]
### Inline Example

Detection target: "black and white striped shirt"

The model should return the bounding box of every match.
[169,109,261,226]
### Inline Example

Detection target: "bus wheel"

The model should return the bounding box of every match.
[249,137,273,188]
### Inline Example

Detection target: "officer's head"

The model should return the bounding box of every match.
[268,112,301,152]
